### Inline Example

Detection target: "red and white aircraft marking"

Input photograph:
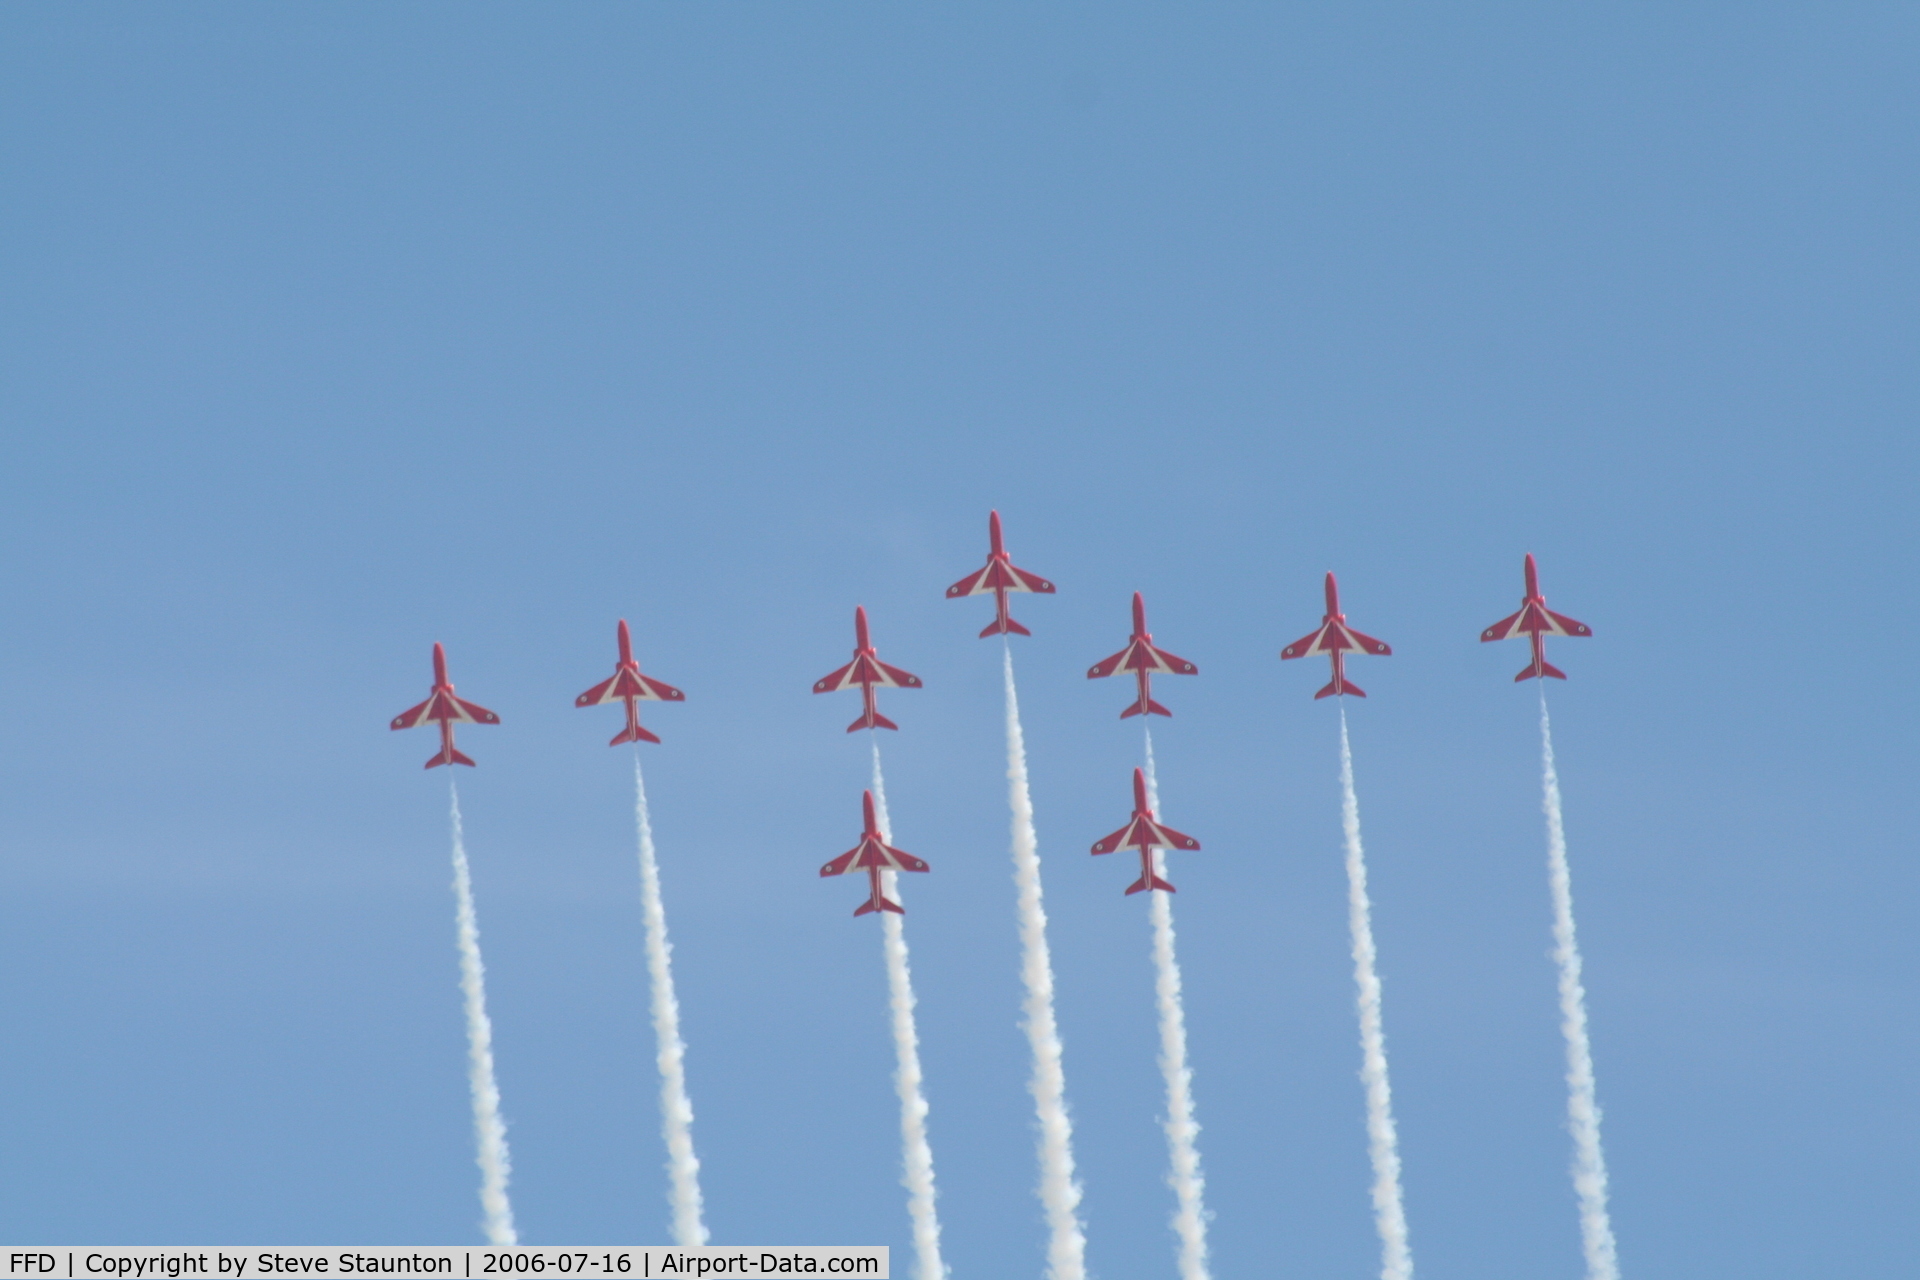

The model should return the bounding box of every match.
[1281,572,1392,699]
[576,619,685,745]
[813,606,923,732]
[1091,767,1200,895]
[820,790,931,916]
[1481,553,1592,681]
[1087,592,1197,718]
[947,510,1055,637]
[390,642,500,769]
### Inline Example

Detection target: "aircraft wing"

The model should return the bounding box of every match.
[1280,624,1333,660]
[1146,818,1200,851]
[1009,565,1055,594]
[638,673,687,701]
[813,660,857,694]
[575,674,621,707]
[450,696,500,725]
[390,692,498,728]
[1483,604,1591,641]
[820,847,862,877]
[947,562,1055,598]
[390,697,434,731]
[1542,608,1592,638]
[1345,626,1391,656]
[1480,607,1526,643]
[1146,643,1198,675]
[1092,816,1199,854]
[873,660,923,690]
[1087,646,1132,680]
[822,839,928,876]
[946,566,992,598]
[881,844,929,872]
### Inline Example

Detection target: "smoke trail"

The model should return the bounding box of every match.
[1337,709,1410,1280]
[869,742,947,1280]
[448,781,517,1245]
[1141,733,1211,1280]
[1539,692,1620,1280]
[1003,644,1088,1280]
[632,755,709,1246]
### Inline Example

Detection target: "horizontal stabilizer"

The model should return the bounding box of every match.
[1316,679,1365,700]
[1125,873,1177,895]
[426,747,477,769]
[848,710,900,733]
[854,896,906,917]
[980,616,1032,638]
[1119,699,1175,719]
[1515,661,1569,682]
[611,724,662,746]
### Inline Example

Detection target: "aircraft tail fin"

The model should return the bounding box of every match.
[854,895,906,917]
[1316,679,1364,700]
[426,747,477,769]
[849,710,899,733]
[611,724,662,746]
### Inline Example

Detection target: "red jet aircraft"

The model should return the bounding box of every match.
[813,606,923,732]
[390,642,500,768]
[820,790,930,916]
[1481,553,1592,681]
[1091,767,1200,895]
[947,510,1056,637]
[576,619,686,745]
[1087,592,1198,718]
[1281,572,1392,699]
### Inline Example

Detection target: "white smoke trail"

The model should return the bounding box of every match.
[1141,733,1211,1280]
[1003,644,1088,1280]
[447,780,517,1245]
[1337,709,1411,1280]
[868,741,947,1280]
[1539,692,1620,1280]
[632,755,709,1246]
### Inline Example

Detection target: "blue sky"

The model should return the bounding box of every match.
[1,5,1915,1276]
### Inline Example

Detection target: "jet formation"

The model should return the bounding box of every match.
[390,524,1592,917]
